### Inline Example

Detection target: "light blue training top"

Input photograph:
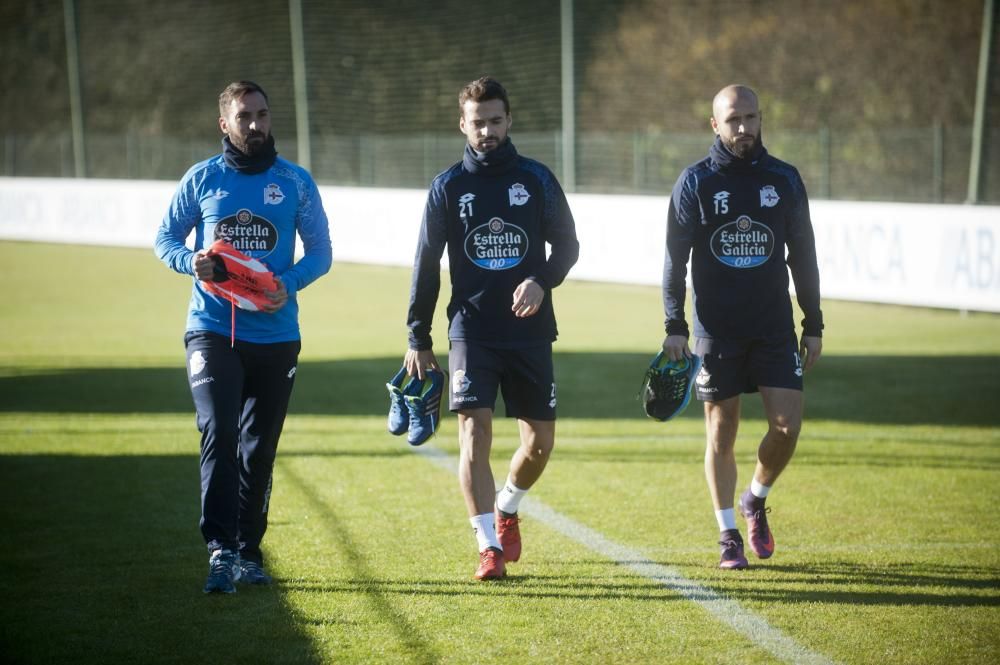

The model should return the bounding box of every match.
[154,153,332,343]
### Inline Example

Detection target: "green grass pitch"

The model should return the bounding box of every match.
[0,240,998,664]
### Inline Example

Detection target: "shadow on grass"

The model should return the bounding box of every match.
[0,455,323,665]
[1,353,998,426]
[280,463,443,664]
[273,560,1000,609]
[280,575,688,604]
[709,561,1000,608]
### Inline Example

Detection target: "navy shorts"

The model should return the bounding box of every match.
[693,333,803,401]
[448,340,557,421]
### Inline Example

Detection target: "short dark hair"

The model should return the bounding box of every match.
[218,80,269,117]
[458,76,510,115]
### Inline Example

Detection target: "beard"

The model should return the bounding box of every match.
[233,131,268,156]
[474,136,500,152]
[727,131,761,160]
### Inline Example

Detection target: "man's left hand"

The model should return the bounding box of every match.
[512,279,544,318]
[800,335,822,371]
[261,277,288,313]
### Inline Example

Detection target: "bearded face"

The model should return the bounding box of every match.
[220,91,271,156]
[711,89,762,159]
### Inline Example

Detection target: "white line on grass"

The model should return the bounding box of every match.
[414,445,837,665]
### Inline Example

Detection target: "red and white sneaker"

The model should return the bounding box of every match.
[474,547,506,581]
[201,240,278,311]
[496,511,522,563]
[739,490,775,559]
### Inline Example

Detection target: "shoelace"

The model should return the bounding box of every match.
[210,554,236,575]
[242,561,263,576]
[407,396,426,420]
[497,515,520,529]
[747,506,771,530]
[638,367,686,401]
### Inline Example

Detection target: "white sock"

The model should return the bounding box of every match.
[470,513,501,552]
[715,508,737,532]
[750,478,771,499]
[495,476,528,515]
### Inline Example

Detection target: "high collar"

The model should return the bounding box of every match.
[222,135,278,174]
[709,136,767,174]
[462,138,518,176]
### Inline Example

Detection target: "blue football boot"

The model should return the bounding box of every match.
[404,368,445,446]
[386,366,412,435]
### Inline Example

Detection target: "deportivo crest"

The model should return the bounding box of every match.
[189,350,207,376]
[452,370,471,394]
[710,215,774,268]
[508,183,530,206]
[214,208,279,257]
[760,185,779,208]
[464,217,529,271]
[264,183,285,205]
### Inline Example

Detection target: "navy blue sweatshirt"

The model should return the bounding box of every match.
[663,137,823,340]
[408,139,580,350]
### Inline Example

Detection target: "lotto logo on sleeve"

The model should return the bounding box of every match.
[464,217,529,271]
[710,215,774,268]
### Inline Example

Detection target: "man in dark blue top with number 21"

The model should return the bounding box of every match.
[662,85,823,570]
[404,76,579,581]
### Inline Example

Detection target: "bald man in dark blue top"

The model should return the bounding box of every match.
[662,85,823,570]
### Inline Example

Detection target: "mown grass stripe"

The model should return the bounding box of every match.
[414,444,837,665]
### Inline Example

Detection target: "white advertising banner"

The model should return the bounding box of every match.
[1,177,998,312]
[0,177,175,248]
[809,200,1000,312]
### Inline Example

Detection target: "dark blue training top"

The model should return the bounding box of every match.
[407,139,580,350]
[663,137,823,340]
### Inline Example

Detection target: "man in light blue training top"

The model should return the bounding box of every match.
[155,81,332,593]
[662,84,823,570]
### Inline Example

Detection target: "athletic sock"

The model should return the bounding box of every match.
[715,508,737,532]
[470,513,501,552]
[495,476,527,516]
[750,478,771,500]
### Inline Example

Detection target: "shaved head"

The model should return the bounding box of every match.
[712,85,759,121]
[711,84,762,159]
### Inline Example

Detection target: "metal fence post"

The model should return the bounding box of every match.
[933,120,944,202]
[63,0,86,178]
[820,125,832,199]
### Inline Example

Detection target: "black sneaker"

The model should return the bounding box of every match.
[641,351,701,421]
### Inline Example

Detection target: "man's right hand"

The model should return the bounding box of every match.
[662,334,691,362]
[404,348,439,381]
[192,250,215,281]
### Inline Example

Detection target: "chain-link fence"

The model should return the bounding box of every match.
[2,0,997,203]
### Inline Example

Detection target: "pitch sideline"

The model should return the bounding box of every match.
[414,444,837,665]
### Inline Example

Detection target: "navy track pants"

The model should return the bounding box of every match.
[184,331,300,565]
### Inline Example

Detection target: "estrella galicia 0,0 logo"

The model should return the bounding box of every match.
[464,217,529,270]
[710,215,774,268]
